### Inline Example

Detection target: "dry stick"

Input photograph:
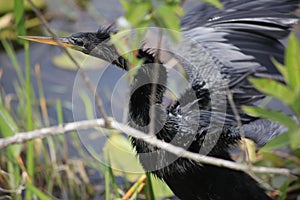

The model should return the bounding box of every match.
[225,88,269,189]
[0,118,297,177]
[26,0,109,124]
[122,175,147,200]
[226,89,251,164]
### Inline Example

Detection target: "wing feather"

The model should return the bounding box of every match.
[176,0,299,142]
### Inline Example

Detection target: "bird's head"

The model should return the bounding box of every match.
[19,25,128,69]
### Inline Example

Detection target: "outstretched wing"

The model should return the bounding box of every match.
[180,0,298,113]
[182,0,298,38]
[176,0,299,144]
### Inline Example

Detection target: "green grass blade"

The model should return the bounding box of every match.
[56,99,64,124]
[125,2,151,27]
[0,105,21,159]
[24,42,35,200]
[25,182,52,200]
[155,5,182,42]
[129,189,138,200]
[105,151,111,200]
[79,92,94,120]
[7,162,22,200]
[145,172,155,200]
[56,99,69,161]
[0,39,25,83]
[107,153,121,198]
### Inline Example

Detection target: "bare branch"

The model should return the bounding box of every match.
[0,118,297,177]
[226,89,251,164]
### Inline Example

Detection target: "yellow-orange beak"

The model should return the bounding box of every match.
[18,36,73,48]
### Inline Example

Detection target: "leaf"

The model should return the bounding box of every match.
[120,0,129,12]
[149,174,174,199]
[260,132,289,152]
[202,0,223,9]
[285,33,300,89]
[260,128,300,152]
[260,152,284,165]
[291,100,300,119]
[125,2,151,27]
[168,4,184,16]
[289,128,300,149]
[103,133,144,181]
[248,77,295,106]
[155,5,182,42]
[272,176,289,190]
[278,179,292,200]
[242,106,298,129]
[272,57,287,82]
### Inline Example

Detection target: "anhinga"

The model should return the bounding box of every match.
[21,0,299,199]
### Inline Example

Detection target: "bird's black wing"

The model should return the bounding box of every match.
[174,0,299,143]
[179,0,298,113]
[182,0,299,38]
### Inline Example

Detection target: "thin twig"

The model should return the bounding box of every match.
[226,89,251,164]
[0,118,297,177]
[122,175,146,200]
[26,0,109,125]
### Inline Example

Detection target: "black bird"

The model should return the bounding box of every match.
[22,0,299,199]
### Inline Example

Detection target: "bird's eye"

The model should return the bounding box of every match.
[71,37,84,46]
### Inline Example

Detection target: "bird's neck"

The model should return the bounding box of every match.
[128,51,167,130]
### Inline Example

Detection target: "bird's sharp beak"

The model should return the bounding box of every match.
[18,36,73,48]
